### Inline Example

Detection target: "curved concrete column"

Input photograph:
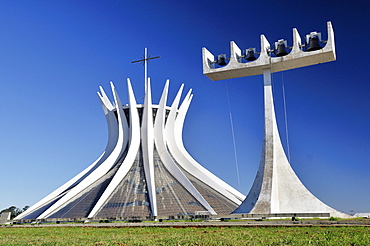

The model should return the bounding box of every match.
[15,87,120,220]
[37,82,128,219]
[164,86,245,204]
[15,78,243,220]
[88,79,141,218]
[140,77,157,216]
[154,81,216,215]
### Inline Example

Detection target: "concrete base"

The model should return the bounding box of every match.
[233,69,350,218]
[0,212,11,224]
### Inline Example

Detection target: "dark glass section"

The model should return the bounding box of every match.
[137,107,143,126]
[122,108,130,124]
[95,146,151,218]
[121,107,168,125]
[154,147,206,216]
[47,162,121,219]
[181,168,239,214]
[33,128,237,219]
[164,109,170,124]
[167,151,239,214]
[21,195,62,220]
[152,108,157,123]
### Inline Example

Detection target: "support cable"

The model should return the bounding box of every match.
[225,82,241,189]
[269,51,291,163]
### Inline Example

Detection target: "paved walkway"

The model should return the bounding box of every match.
[4,219,370,228]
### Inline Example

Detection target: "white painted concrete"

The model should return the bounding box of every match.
[165,87,245,203]
[88,79,141,218]
[141,78,157,216]
[153,81,216,215]
[17,79,243,220]
[234,69,349,217]
[14,86,120,221]
[36,83,128,219]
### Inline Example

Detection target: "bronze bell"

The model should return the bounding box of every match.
[245,48,257,61]
[307,35,322,51]
[217,54,227,66]
[276,42,288,57]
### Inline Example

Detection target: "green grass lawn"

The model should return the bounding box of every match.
[0,226,369,245]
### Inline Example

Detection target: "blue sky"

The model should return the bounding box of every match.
[0,0,369,214]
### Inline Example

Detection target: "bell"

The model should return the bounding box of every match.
[217,54,227,66]
[307,35,322,51]
[275,42,288,57]
[245,48,257,61]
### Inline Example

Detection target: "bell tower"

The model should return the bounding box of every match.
[202,22,350,217]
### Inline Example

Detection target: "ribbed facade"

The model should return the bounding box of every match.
[16,79,245,221]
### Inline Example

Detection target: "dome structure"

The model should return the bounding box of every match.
[15,78,245,221]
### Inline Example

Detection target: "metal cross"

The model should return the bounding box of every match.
[132,48,160,88]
